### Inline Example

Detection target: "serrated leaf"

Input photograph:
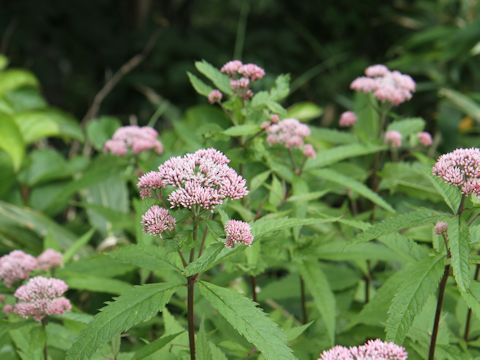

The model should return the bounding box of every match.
[305,143,385,170]
[183,242,224,276]
[198,281,296,360]
[195,60,232,95]
[223,124,259,137]
[299,261,335,345]
[386,255,445,343]
[312,168,394,212]
[354,208,447,243]
[67,282,181,360]
[447,218,471,291]
[0,111,24,170]
[387,118,425,137]
[287,190,328,203]
[132,331,183,360]
[188,72,214,96]
[428,175,462,214]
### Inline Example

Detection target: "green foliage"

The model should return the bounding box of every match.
[447,218,471,292]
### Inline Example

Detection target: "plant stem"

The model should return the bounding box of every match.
[464,263,480,341]
[457,194,466,215]
[187,275,196,360]
[428,262,450,360]
[300,276,308,324]
[250,275,258,303]
[288,149,298,174]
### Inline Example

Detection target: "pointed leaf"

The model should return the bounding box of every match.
[448,218,471,291]
[188,72,213,96]
[195,60,232,95]
[132,332,184,360]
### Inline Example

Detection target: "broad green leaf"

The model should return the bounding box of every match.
[287,190,328,203]
[63,229,95,263]
[198,281,296,360]
[188,72,213,96]
[315,242,398,262]
[197,322,212,360]
[354,208,448,243]
[447,218,471,291]
[440,88,480,122]
[195,60,232,95]
[252,217,338,240]
[429,175,462,214]
[0,112,24,170]
[299,261,335,345]
[386,255,445,343]
[9,323,45,360]
[305,143,385,170]
[286,102,323,121]
[13,109,83,143]
[4,87,46,112]
[0,69,38,95]
[311,128,356,145]
[269,74,290,101]
[387,118,425,137]
[223,124,259,137]
[66,282,181,360]
[312,168,394,212]
[63,274,132,295]
[132,332,183,360]
[459,284,480,323]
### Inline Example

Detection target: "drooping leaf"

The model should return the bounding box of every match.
[0,111,24,170]
[299,261,336,345]
[198,281,296,360]
[447,218,471,292]
[386,255,445,343]
[286,102,323,121]
[195,60,232,95]
[188,72,213,97]
[66,282,181,360]
[0,69,38,95]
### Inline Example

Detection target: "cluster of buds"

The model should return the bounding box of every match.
[220,60,265,99]
[339,111,357,128]
[319,339,407,360]
[104,126,163,156]
[264,118,316,158]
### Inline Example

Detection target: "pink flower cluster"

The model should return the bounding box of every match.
[433,148,480,195]
[384,130,402,148]
[0,251,37,287]
[142,205,176,235]
[137,148,248,210]
[339,111,357,127]
[208,89,223,104]
[350,64,416,106]
[417,131,432,146]
[224,220,254,247]
[319,339,407,360]
[37,249,63,271]
[11,276,71,321]
[104,126,163,156]
[266,118,311,149]
[220,60,265,99]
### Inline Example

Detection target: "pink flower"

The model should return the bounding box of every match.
[266,118,311,149]
[36,249,63,271]
[221,60,243,76]
[319,346,353,360]
[224,220,253,247]
[417,132,432,146]
[433,148,480,195]
[319,340,407,360]
[238,64,265,81]
[0,250,37,287]
[104,126,164,156]
[351,65,415,106]
[208,89,223,104]
[137,171,165,199]
[434,221,448,235]
[270,114,280,124]
[303,144,316,159]
[384,130,402,148]
[260,121,271,130]
[3,304,14,315]
[339,111,357,127]
[230,78,250,90]
[142,206,176,235]
[13,276,71,321]
[140,148,248,211]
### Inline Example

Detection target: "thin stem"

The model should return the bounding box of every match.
[178,251,187,268]
[187,276,196,360]
[250,275,258,303]
[288,149,298,173]
[464,263,480,341]
[457,194,466,216]
[300,276,308,324]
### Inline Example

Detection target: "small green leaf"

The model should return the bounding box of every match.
[286,102,323,121]
[188,72,214,97]
[268,176,284,208]
[250,170,271,192]
[132,332,184,360]
[223,124,259,137]
[195,60,232,95]
[387,118,425,137]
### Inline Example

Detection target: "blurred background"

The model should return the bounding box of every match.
[1,0,480,149]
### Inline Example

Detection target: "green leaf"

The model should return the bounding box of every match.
[429,175,462,214]
[386,255,445,343]
[66,282,181,360]
[354,208,447,243]
[387,118,425,137]
[447,218,471,291]
[195,60,232,95]
[86,116,121,150]
[0,54,8,70]
[305,143,385,170]
[223,124,259,137]
[63,229,95,263]
[440,88,480,122]
[299,261,335,345]
[269,74,290,101]
[183,242,225,276]
[197,322,212,360]
[63,274,132,295]
[268,175,284,208]
[0,69,38,95]
[250,170,271,192]
[354,92,379,141]
[13,109,84,143]
[311,128,356,145]
[0,111,24,170]
[286,102,323,121]
[198,281,296,360]
[312,168,394,212]
[132,332,184,360]
[252,217,337,240]
[188,72,214,96]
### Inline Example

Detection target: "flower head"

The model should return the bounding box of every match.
[434,221,448,235]
[208,89,223,104]
[104,126,163,156]
[36,249,63,271]
[417,132,432,146]
[433,148,480,195]
[339,111,357,127]
[303,144,317,159]
[142,206,176,235]
[351,65,415,106]
[238,64,265,81]
[221,60,243,76]
[220,60,264,99]
[319,340,407,360]
[13,276,71,321]
[266,118,311,149]
[137,171,165,199]
[225,220,253,247]
[319,346,353,360]
[0,250,37,287]
[384,131,402,148]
